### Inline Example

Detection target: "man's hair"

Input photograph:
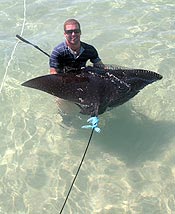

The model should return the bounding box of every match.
[64,19,81,31]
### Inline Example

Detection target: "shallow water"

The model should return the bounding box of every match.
[0,0,175,213]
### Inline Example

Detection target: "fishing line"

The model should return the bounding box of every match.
[16,35,96,213]
[0,0,27,94]
[59,128,95,214]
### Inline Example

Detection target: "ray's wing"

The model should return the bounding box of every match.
[22,73,89,100]
[105,67,162,90]
[89,65,162,91]
[22,73,101,116]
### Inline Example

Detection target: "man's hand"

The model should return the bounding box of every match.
[50,68,58,74]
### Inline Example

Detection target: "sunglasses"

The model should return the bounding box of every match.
[65,29,81,34]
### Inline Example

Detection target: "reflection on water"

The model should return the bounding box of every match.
[0,0,175,213]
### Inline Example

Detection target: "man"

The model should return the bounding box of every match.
[49,19,104,74]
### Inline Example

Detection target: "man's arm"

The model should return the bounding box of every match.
[93,60,105,68]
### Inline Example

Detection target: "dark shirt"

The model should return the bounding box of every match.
[49,41,101,72]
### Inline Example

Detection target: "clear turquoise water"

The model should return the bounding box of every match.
[0,0,175,213]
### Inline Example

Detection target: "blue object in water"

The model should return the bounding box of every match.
[82,116,101,133]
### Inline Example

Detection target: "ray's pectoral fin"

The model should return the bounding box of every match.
[124,69,163,90]
[21,74,89,98]
[21,74,64,96]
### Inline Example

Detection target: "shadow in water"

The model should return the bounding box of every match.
[94,106,175,166]
[60,104,175,166]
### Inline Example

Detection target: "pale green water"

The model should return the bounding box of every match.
[0,0,175,213]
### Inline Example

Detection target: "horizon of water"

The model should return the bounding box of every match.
[0,0,175,213]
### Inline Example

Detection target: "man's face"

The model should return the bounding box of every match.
[64,23,81,45]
